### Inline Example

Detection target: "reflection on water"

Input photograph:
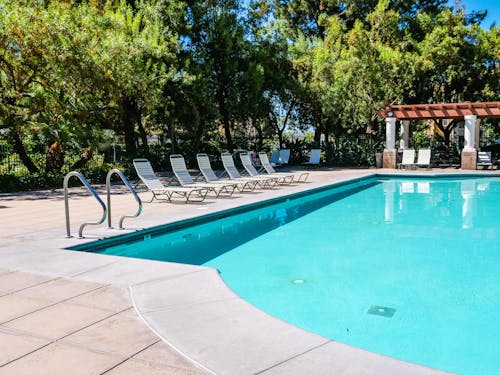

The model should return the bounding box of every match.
[382,178,495,230]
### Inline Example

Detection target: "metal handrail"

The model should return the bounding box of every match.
[64,171,107,238]
[106,169,142,229]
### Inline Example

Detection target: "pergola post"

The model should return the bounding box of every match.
[383,117,397,168]
[474,118,481,150]
[461,114,477,170]
[400,120,410,149]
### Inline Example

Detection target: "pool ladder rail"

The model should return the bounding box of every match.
[106,168,142,230]
[64,169,142,238]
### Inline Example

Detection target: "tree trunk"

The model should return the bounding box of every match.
[11,130,39,173]
[169,122,177,154]
[323,127,329,144]
[435,119,458,147]
[121,97,139,156]
[256,122,263,151]
[137,119,149,156]
[45,141,65,173]
[277,128,284,149]
[222,114,233,152]
[70,149,94,170]
[217,88,233,152]
[194,122,204,155]
[313,128,321,147]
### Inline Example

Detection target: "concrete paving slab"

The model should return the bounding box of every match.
[0,342,124,375]
[15,277,103,303]
[260,340,453,375]
[66,285,132,313]
[142,297,330,375]
[0,249,120,278]
[62,312,159,357]
[0,294,54,323]
[0,268,14,277]
[0,329,51,366]
[0,271,54,295]
[104,358,198,375]
[75,257,207,286]
[133,341,206,373]
[131,268,237,313]
[4,301,115,340]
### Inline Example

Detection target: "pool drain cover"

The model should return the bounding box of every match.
[367,305,396,318]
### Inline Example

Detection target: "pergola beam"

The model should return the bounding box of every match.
[381,101,500,120]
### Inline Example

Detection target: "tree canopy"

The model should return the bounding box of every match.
[0,0,498,173]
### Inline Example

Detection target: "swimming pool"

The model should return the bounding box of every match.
[72,175,500,375]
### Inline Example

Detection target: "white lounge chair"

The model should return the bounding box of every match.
[477,151,493,169]
[278,149,290,165]
[398,149,415,169]
[302,149,321,166]
[269,150,281,167]
[240,152,292,185]
[221,152,278,188]
[196,153,258,192]
[415,149,431,169]
[133,158,209,203]
[259,152,309,183]
[170,154,237,198]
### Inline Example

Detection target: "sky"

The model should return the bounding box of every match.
[448,0,498,28]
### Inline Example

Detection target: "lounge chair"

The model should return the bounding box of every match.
[269,150,281,167]
[302,149,321,166]
[415,149,431,169]
[170,154,237,198]
[196,153,258,192]
[221,152,278,189]
[278,149,290,165]
[259,152,309,183]
[240,152,292,185]
[133,158,209,203]
[398,149,415,169]
[477,151,493,169]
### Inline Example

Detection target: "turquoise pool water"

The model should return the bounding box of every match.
[77,176,500,375]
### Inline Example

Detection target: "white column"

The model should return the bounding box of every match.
[463,115,477,150]
[385,117,397,150]
[399,120,410,149]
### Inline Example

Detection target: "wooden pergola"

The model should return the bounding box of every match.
[380,101,500,169]
[381,101,500,120]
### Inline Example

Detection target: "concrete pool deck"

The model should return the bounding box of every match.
[1,167,498,374]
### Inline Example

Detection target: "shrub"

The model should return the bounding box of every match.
[0,172,64,193]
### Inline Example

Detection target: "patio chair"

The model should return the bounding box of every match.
[259,152,309,183]
[170,154,237,198]
[240,152,292,185]
[398,149,416,169]
[302,149,321,166]
[278,149,290,165]
[415,149,431,169]
[196,153,258,192]
[477,151,493,169]
[133,158,209,203]
[221,152,278,189]
[269,150,281,167]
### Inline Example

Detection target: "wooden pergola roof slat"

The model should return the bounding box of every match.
[381,101,500,120]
